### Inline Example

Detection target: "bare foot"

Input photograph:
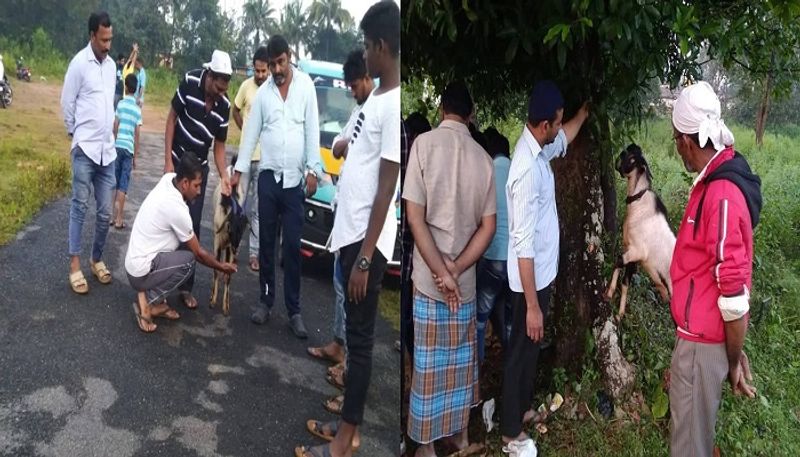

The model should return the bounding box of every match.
[180,292,198,310]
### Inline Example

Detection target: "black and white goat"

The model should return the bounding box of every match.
[604,144,676,320]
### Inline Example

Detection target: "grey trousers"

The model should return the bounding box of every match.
[127,251,196,305]
[669,337,729,457]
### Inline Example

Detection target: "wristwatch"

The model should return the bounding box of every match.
[357,256,371,272]
[306,168,318,179]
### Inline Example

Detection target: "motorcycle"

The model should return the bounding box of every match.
[0,78,13,108]
[16,65,31,82]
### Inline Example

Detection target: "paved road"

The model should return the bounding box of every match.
[0,133,399,456]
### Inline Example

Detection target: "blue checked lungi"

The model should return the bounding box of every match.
[407,290,479,444]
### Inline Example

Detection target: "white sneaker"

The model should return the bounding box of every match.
[502,438,537,457]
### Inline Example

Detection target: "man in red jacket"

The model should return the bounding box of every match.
[669,81,762,457]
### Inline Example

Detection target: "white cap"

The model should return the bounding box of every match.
[203,50,232,75]
[672,81,734,152]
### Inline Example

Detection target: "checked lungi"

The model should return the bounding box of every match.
[407,290,479,444]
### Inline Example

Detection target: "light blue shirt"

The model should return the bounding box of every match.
[506,127,567,292]
[235,67,322,188]
[136,67,146,101]
[484,155,511,261]
[115,95,142,154]
[60,42,117,166]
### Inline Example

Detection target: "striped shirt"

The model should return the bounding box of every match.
[170,69,230,163]
[115,95,142,154]
[506,127,567,293]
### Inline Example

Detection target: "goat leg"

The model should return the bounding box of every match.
[617,263,637,321]
[222,247,232,316]
[605,267,621,302]
[210,247,221,307]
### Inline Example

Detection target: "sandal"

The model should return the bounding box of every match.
[152,304,180,320]
[326,371,345,390]
[308,346,345,364]
[327,362,345,378]
[294,444,332,457]
[69,270,89,294]
[132,302,157,333]
[180,292,198,310]
[91,261,112,284]
[306,420,360,450]
[249,256,259,272]
[114,221,126,230]
[322,395,343,415]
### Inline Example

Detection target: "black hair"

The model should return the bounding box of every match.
[209,71,231,82]
[117,53,125,61]
[266,35,290,59]
[124,74,137,94]
[88,11,112,34]
[136,57,143,65]
[360,1,400,57]
[484,127,510,158]
[469,123,488,152]
[404,112,431,140]
[176,151,203,182]
[343,49,367,83]
[441,81,473,119]
[253,46,269,65]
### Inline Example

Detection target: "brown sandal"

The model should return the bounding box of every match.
[305,420,359,450]
[322,395,343,415]
[132,302,157,333]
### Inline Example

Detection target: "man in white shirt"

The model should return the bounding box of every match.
[125,152,237,333]
[231,35,322,339]
[306,49,375,380]
[60,11,118,295]
[295,2,400,456]
[500,81,589,456]
[0,55,5,82]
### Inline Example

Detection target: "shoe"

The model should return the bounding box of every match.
[502,438,537,457]
[289,314,308,339]
[251,305,271,325]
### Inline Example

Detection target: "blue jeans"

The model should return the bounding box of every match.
[114,148,133,193]
[475,257,511,362]
[69,146,116,260]
[332,252,347,345]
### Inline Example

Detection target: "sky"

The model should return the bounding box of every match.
[219,0,381,25]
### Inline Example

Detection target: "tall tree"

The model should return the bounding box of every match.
[279,0,307,58]
[243,0,277,49]
[306,0,355,61]
[403,0,800,401]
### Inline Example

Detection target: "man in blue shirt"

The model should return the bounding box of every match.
[231,35,322,339]
[135,57,146,108]
[475,127,512,362]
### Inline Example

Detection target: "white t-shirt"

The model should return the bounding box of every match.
[329,86,400,261]
[125,173,195,277]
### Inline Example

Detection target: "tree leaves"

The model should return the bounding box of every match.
[651,385,669,419]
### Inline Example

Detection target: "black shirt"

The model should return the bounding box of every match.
[170,69,230,163]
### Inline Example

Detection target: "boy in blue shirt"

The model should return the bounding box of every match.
[112,74,142,229]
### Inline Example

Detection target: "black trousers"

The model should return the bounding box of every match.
[339,240,388,426]
[500,284,552,438]
[173,156,209,294]
[257,170,304,316]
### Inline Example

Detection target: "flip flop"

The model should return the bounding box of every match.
[91,261,112,284]
[327,362,345,378]
[69,270,89,294]
[326,372,345,390]
[114,221,126,230]
[132,302,157,333]
[294,444,333,457]
[180,292,198,310]
[305,420,360,450]
[322,395,343,415]
[307,346,345,364]
[152,306,180,320]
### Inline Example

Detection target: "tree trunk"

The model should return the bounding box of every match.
[755,72,772,148]
[552,123,636,401]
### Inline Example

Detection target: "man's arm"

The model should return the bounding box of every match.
[113,117,120,138]
[185,235,237,274]
[231,90,263,188]
[332,139,349,160]
[406,200,461,307]
[60,60,80,136]
[164,107,177,173]
[133,124,140,169]
[304,80,323,178]
[232,105,244,131]
[213,139,230,196]
[561,101,590,144]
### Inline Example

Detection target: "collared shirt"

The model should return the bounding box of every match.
[484,155,511,261]
[233,77,262,161]
[506,127,567,293]
[136,67,147,102]
[60,42,117,166]
[403,119,496,303]
[170,69,230,163]
[235,68,322,188]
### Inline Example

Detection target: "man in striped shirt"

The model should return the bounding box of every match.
[163,49,233,310]
[501,81,588,456]
[111,73,142,229]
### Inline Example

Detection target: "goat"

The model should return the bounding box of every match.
[604,144,676,320]
[210,156,248,316]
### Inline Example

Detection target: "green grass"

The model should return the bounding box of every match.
[479,118,800,456]
[379,287,401,332]
[0,104,71,245]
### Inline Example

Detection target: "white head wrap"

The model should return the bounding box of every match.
[672,81,734,152]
